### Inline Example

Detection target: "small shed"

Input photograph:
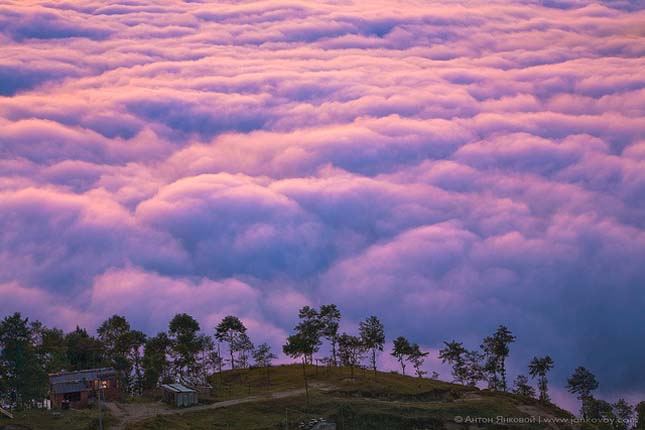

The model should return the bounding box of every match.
[161,384,198,407]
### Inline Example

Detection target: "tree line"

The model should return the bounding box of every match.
[0,312,273,406]
[438,325,642,429]
[1,308,644,429]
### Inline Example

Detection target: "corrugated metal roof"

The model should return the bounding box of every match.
[49,368,116,385]
[161,383,197,393]
[51,382,88,394]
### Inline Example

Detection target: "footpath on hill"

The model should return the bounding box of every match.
[106,387,314,430]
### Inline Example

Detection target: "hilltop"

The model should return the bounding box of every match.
[0,364,584,430]
[122,364,576,430]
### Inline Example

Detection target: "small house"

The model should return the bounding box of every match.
[49,368,119,409]
[161,383,198,407]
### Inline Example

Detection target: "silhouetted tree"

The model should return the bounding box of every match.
[439,341,468,384]
[97,315,131,367]
[635,401,645,429]
[613,398,633,430]
[30,322,68,373]
[566,366,598,419]
[512,374,536,398]
[284,305,325,403]
[586,398,616,424]
[337,333,366,379]
[215,315,247,370]
[0,313,47,408]
[0,363,7,405]
[127,330,147,394]
[359,315,385,377]
[283,333,315,403]
[231,332,254,369]
[65,326,105,370]
[391,336,413,376]
[528,356,554,403]
[481,325,516,391]
[198,336,221,385]
[168,313,204,380]
[97,315,146,392]
[463,350,485,386]
[253,343,277,385]
[295,306,323,364]
[320,304,341,366]
[142,332,171,389]
[409,343,428,378]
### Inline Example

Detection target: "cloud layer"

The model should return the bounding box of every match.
[1,0,644,406]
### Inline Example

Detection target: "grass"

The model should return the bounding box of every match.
[1,366,576,430]
[0,407,115,430]
[200,364,472,402]
[124,393,556,430]
[124,365,576,430]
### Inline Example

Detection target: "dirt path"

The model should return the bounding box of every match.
[106,388,308,430]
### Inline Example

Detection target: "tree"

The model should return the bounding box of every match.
[283,306,324,403]
[253,343,277,385]
[231,332,254,369]
[142,332,171,389]
[198,336,221,386]
[585,398,616,424]
[391,336,412,376]
[283,333,316,403]
[215,315,247,370]
[463,350,485,386]
[126,330,147,394]
[196,335,212,383]
[30,322,68,374]
[65,326,105,370]
[481,325,516,391]
[295,306,323,364]
[528,356,554,403]
[359,316,385,377]
[168,313,204,380]
[337,333,366,379]
[319,304,341,366]
[613,399,633,430]
[0,313,47,408]
[97,315,146,392]
[438,341,468,384]
[97,315,131,366]
[635,401,645,430]
[408,343,429,378]
[566,366,598,419]
[0,362,8,406]
[512,374,536,398]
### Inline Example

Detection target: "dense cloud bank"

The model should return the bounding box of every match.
[1,0,644,405]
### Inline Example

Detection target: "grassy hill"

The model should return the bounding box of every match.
[1,365,577,430]
[127,364,576,430]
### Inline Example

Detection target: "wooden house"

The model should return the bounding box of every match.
[49,368,119,409]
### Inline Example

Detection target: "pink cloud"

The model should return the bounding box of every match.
[1,0,644,406]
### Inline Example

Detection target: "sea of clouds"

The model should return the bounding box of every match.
[1,0,644,406]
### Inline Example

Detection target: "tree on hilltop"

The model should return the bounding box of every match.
[391,336,413,376]
[528,355,554,403]
[359,315,385,377]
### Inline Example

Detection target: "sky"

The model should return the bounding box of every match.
[1,0,644,411]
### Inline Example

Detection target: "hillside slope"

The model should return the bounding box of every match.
[124,365,577,430]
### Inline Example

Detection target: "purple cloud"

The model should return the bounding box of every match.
[1,0,644,407]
